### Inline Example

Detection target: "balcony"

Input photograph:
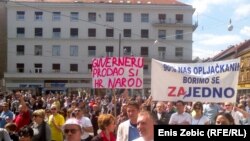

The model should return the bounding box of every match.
[152,20,195,29]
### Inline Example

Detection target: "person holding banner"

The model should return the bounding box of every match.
[168,100,192,125]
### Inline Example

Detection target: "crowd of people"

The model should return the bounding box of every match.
[0,89,250,141]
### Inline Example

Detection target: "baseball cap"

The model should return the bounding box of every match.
[63,118,82,131]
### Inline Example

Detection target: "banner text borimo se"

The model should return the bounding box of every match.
[151,58,240,103]
[92,57,144,89]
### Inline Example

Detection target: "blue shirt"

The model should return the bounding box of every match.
[0,110,14,128]
[128,122,140,141]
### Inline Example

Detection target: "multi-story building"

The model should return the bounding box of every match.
[0,2,7,90]
[5,0,196,95]
[211,39,250,95]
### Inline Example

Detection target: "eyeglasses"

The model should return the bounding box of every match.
[51,108,57,110]
[33,115,40,118]
[64,129,79,134]
[194,107,201,110]
[225,105,231,107]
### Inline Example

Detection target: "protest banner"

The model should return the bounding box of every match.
[92,56,144,89]
[151,58,240,103]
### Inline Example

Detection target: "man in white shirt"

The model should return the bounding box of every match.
[169,100,192,125]
[133,110,156,141]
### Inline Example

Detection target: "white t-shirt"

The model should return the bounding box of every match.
[169,112,192,125]
[79,116,93,139]
[191,116,209,125]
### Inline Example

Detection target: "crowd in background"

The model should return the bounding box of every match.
[0,89,250,141]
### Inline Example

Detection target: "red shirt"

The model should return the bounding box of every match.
[13,110,31,131]
[100,131,116,141]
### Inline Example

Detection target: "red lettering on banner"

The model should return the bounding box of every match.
[94,79,103,88]
[168,86,186,97]
[108,78,143,88]
[92,57,144,68]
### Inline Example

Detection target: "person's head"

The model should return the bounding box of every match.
[193,101,203,114]
[1,102,9,111]
[18,126,34,141]
[63,118,83,141]
[98,114,116,133]
[73,107,83,118]
[175,100,185,114]
[32,109,45,124]
[224,102,233,112]
[50,104,58,114]
[137,110,156,141]
[156,101,165,113]
[166,101,174,110]
[214,112,235,125]
[126,101,140,123]
[5,123,17,133]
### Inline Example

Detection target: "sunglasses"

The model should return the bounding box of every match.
[64,129,79,134]
[51,108,57,110]
[33,115,40,118]
[74,110,81,112]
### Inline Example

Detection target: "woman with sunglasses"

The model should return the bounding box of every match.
[18,126,34,141]
[31,109,51,141]
[191,101,209,125]
[63,118,83,141]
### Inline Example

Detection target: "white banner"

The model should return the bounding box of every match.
[151,58,240,103]
[92,57,144,89]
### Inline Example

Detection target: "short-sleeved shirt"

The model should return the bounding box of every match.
[13,110,31,131]
[48,113,65,141]
[169,112,192,125]
[0,110,14,128]
[79,116,93,139]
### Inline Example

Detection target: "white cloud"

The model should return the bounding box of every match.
[240,26,250,37]
[194,33,242,46]
[192,33,243,59]
[234,4,250,20]
[181,0,228,14]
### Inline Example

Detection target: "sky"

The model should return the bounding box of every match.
[179,0,250,60]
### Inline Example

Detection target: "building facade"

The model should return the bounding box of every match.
[211,40,250,95]
[5,0,196,95]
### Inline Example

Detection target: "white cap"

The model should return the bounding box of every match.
[63,118,82,130]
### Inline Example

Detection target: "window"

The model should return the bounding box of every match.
[52,64,60,72]
[159,14,166,23]
[70,64,78,72]
[144,64,149,74]
[88,12,96,22]
[141,47,148,56]
[106,46,113,57]
[106,13,114,22]
[53,28,61,38]
[88,46,96,56]
[176,30,183,40]
[52,12,61,21]
[106,29,114,37]
[88,28,96,37]
[71,12,79,21]
[35,28,43,37]
[17,27,25,37]
[17,45,24,55]
[34,45,42,56]
[88,64,92,73]
[70,28,78,38]
[34,64,42,73]
[17,63,24,73]
[123,29,131,37]
[34,11,43,21]
[123,46,131,56]
[70,45,78,56]
[124,13,131,22]
[52,45,60,56]
[175,47,183,57]
[176,14,183,23]
[16,11,25,20]
[158,30,166,39]
[141,29,149,38]
[141,13,149,23]
[158,47,166,59]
